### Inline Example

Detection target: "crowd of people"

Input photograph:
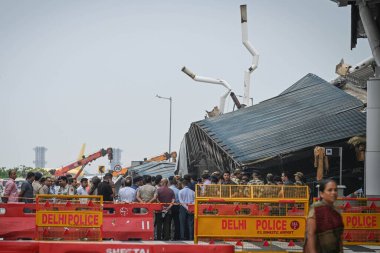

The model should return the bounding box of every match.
[2,168,309,241]
[197,169,306,186]
[1,168,345,250]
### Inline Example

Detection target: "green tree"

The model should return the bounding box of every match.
[0,166,51,179]
[0,167,8,178]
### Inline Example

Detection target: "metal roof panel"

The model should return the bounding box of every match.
[193,73,366,166]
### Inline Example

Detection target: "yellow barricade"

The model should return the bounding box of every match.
[336,198,380,245]
[196,184,308,200]
[198,216,306,238]
[36,211,102,227]
[195,184,309,245]
[35,194,103,241]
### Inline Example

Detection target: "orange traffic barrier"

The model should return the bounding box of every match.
[0,200,188,241]
[0,203,36,240]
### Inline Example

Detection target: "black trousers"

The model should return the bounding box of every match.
[179,206,194,240]
[155,211,172,240]
[170,205,180,240]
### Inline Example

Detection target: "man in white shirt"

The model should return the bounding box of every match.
[76,178,88,195]
[118,179,136,203]
[76,178,88,204]
[178,180,195,240]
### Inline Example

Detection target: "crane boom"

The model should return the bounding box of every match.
[55,148,113,177]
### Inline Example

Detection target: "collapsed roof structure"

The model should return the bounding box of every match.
[129,161,176,179]
[333,56,375,104]
[114,161,176,193]
[176,73,366,192]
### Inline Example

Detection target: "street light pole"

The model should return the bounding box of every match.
[156,95,172,156]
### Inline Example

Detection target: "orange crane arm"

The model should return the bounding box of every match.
[55,148,113,177]
[147,152,170,162]
[147,152,177,162]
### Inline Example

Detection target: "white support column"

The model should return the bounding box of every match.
[358,4,380,65]
[357,2,380,197]
[365,76,380,197]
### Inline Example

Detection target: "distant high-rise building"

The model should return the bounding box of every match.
[34,146,47,168]
[110,148,122,171]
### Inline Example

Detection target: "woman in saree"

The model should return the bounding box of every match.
[304,178,344,253]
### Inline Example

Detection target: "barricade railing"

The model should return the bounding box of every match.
[313,197,380,245]
[0,199,190,241]
[196,184,308,200]
[35,194,103,241]
[195,184,309,247]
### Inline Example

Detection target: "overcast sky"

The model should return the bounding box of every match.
[0,0,371,173]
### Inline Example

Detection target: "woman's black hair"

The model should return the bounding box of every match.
[319,178,337,193]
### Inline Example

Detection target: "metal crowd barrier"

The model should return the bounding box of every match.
[194,184,310,250]
[336,197,380,245]
[310,197,380,245]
